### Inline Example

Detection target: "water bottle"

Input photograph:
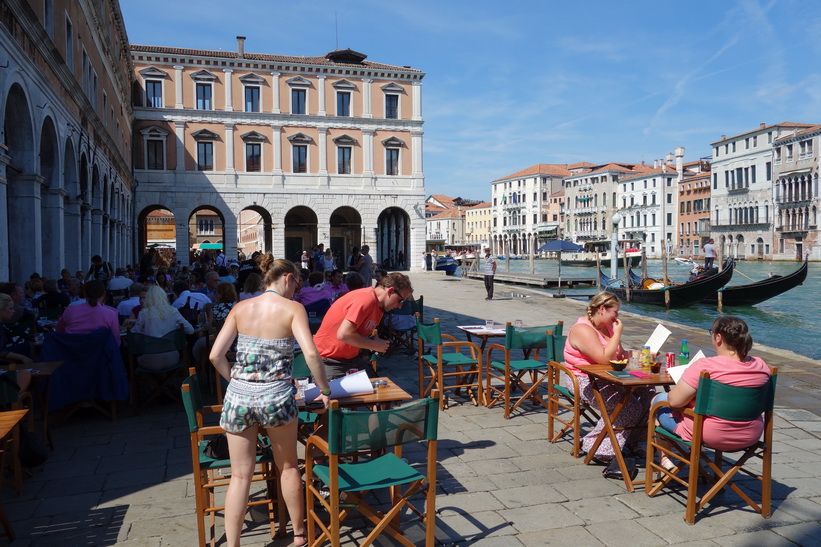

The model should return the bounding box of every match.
[679,340,690,366]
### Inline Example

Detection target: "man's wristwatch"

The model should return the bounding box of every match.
[320,388,331,396]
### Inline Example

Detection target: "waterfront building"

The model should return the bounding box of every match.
[710,122,814,260]
[426,207,464,246]
[772,125,821,260]
[616,162,678,259]
[490,163,576,256]
[465,202,492,250]
[131,38,425,269]
[676,170,712,260]
[1,0,135,282]
[545,190,566,241]
[563,162,651,246]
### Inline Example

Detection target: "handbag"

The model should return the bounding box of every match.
[602,457,638,480]
[178,296,199,327]
[203,433,265,460]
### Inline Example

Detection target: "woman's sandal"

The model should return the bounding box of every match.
[294,532,308,547]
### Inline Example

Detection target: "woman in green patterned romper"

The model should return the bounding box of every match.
[210,256,331,547]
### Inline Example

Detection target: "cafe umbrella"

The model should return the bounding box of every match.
[537,240,585,297]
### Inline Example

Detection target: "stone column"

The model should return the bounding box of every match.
[411,81,422,121]
[224,123,235,172]
[174,65,184,109]
[317,75,326,116]
[63,198,83,273]
[41,188,67,274]
[362,129,374,176]
[362,78,372,118]
[270,72,281,113]
[318,128,328,176]
[175,122,186,171]
[7,174,44,281]
[0,148,9,280]
[91,207,104,258]
[411,128,424,177]
[223,69,234,111]
[175,218,189,267]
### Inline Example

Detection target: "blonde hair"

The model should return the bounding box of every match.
[587,292,619,321]
[0,293,13,311]
[142,285,176,321]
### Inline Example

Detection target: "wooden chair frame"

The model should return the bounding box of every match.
[380,295,423,357]
[546,360,600,458]
[127,326,189,412]
[305,393,439,547]
[417,316,482,409]
[181,373,285,546]
[485,323,563,419]
[645,367,777,524]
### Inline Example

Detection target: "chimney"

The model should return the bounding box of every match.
[653,159,659,168]
[236,36,246,58]
[721,134,726,141]
[675,146,685,178]
[760,122,766,129]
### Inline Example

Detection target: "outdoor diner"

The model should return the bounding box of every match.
[0,254,803,545]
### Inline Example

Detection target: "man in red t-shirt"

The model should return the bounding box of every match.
[314,272,413,379]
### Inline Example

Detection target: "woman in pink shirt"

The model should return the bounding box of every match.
[563,292,654,461]
[653,316,771,469]
[55,280,120,346]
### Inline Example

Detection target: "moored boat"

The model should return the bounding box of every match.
[599,257,734,308]
[435,256,459,274]
[561,240,641,267]
[700,258,808,306]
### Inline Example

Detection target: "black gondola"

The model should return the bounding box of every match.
[599,257,734,308]
[700,258,808,306]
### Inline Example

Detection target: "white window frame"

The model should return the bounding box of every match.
[240,130,266,172]
[239,73,265,113]
[64,13,73,71]
[192,129,219,171]
[381,82,403,119]
[287,76,310,115]
[190,69,217,110]
[288,132,312,173]
[382,136,403,176]
[332,79,356,117]
[140,126,169,171]
[333,134,357,175]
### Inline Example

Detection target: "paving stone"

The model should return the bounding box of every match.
[585,519,667,546]
[437,492,506,514]
[487,469,566,489]
[33,492,102,517]
[635,513,736,542]
[716,529,796,547]
[498,502,585,532]
[772,496,821,522]
[436,509,518,541]
[518,525,604,546]
[563,496,640,524]
[465,457,522,476]
[770,521,821,545]
[458,441,520,462]
[491,484,567,508]
[552,477,626,501]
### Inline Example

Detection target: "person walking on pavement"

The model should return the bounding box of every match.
[703,239,716,270]
[483,247,496,300]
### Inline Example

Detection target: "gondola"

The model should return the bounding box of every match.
[599,257,734,308]
[700,258,808,306]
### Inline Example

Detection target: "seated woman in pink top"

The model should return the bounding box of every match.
[652,316,771,468]
[563,292,654,461]
[55,280,121,346]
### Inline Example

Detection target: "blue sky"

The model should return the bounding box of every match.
[121,0,821,201]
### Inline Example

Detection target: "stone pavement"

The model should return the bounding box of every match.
[4,271,821,545]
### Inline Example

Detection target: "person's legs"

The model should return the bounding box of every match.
[223,427,259,547]
[651,392,679,470]
[265,421,306,545]
[484,275,494,299]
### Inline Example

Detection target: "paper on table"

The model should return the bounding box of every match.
[644,324,671,354]
[667,350,706,384]
[304,369,374,402]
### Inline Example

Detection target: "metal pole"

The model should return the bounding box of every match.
[610,213,621,279]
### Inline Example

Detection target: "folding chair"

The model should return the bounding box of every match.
[645,367,777,524]
[304,299,331,334]
[417,316,481,409]
[127,326,189,411]
[0,369,34,496]
[181,372,285,546]
[107,288,129,308]
[381,295,423,356]
[305,392,440,547]
[485,323,563,419]
[547,360,600,458]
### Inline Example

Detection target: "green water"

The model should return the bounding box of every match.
[467,258,819,360]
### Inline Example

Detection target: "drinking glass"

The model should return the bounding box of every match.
[485,319,494,329]
[296,378,309,398]
[514,319,524,328]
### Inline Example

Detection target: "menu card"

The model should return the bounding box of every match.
[644,324,671,354]
[304,370,374,402]
[667,350,706,384]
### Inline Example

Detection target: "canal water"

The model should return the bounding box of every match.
[462,258,819,360]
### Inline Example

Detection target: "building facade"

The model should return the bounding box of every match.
[465,202,491,250]
[772,125,821,261]
[676,170,712,259]
[616,164,678,259]
[710,122,813,260]
[1,0,135,282]
[490,163,573,256]
[131,38,425,268]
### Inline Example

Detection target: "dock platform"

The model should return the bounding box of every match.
[462,270,596,288]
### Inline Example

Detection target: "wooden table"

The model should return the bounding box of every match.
[301,377,412,411]
[0,409,29,541]
[457,325,506,354]
[582,364,674,492]
[1,362,64,449]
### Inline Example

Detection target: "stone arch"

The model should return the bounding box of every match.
[328,205,362,270]
[735,234,745,259]
[237,205,272,257]
[138,205,177,265]
[376,206,410,269]
[189,205,226,264]
[4,83,38,281]
[283,206,318,265]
